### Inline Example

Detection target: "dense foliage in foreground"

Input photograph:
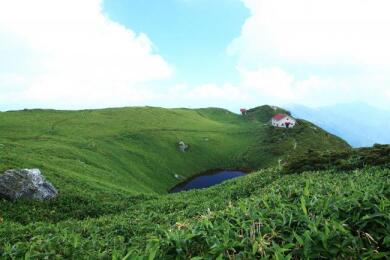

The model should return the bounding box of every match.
[1,167,389,259]
[283,144,390,174]
[1,106,383,259]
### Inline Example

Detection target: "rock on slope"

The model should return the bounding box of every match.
[0,169,58,201]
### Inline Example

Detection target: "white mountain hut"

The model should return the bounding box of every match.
[271,114,296,128]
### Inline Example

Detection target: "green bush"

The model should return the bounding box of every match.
[283,144,390,174]
[1,167,389,259]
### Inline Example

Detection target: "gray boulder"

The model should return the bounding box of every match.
[0,169,58,201]
[178,141,189,152]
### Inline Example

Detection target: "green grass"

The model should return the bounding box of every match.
[283,144,390,174]
[0,105,367,258]
[0,106,349,196]
[0,167,388,259]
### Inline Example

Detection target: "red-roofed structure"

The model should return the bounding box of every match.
[271,114,296,128]
[272,114,288,121]
[240,108,247,115]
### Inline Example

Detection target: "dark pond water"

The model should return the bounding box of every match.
[170,170,246,193]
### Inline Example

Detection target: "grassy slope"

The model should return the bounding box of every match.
[0,107,254,195]
[1,167,389,258]
[0,106,349,196]
[0,105,364,258]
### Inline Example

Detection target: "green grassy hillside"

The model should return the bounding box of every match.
[283,144,390,174]
[0,106,349,196]
[0,105,366,258]
[1,167,388,258]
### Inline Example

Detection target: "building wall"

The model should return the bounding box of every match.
[272,116,296,128]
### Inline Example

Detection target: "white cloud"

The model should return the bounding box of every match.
[239,67,295,100]
[230,0,390,68]
[157,83,251,110]
[0,0,172,109]
[238,67,358,107]
[224,0,390,109]
[157,64,390,111]
[1,0,389,112]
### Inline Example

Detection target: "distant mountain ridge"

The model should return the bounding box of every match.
[289,103,390,147]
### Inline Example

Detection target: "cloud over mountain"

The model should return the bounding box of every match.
[0,0,389,112]
[226,0,390,109]
[0,0,172,109]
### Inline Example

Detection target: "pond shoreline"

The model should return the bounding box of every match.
[169,167,254,193]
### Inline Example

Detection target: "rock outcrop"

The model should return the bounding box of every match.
[178,141,189,152]
[0,169,58,201]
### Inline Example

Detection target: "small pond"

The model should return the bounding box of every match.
[170,170,246,193]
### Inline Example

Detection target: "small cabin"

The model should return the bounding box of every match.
[271,114,296,128]
[240,108,247,115]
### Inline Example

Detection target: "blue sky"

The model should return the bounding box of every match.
[103,0,248,85]
[0,0,390,112]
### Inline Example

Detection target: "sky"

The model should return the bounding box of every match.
[1,0,390,112]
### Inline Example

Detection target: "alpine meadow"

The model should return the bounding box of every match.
[1,0,390,259]
[0,106,389,258]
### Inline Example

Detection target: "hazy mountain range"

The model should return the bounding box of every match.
[289,103,390,147]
